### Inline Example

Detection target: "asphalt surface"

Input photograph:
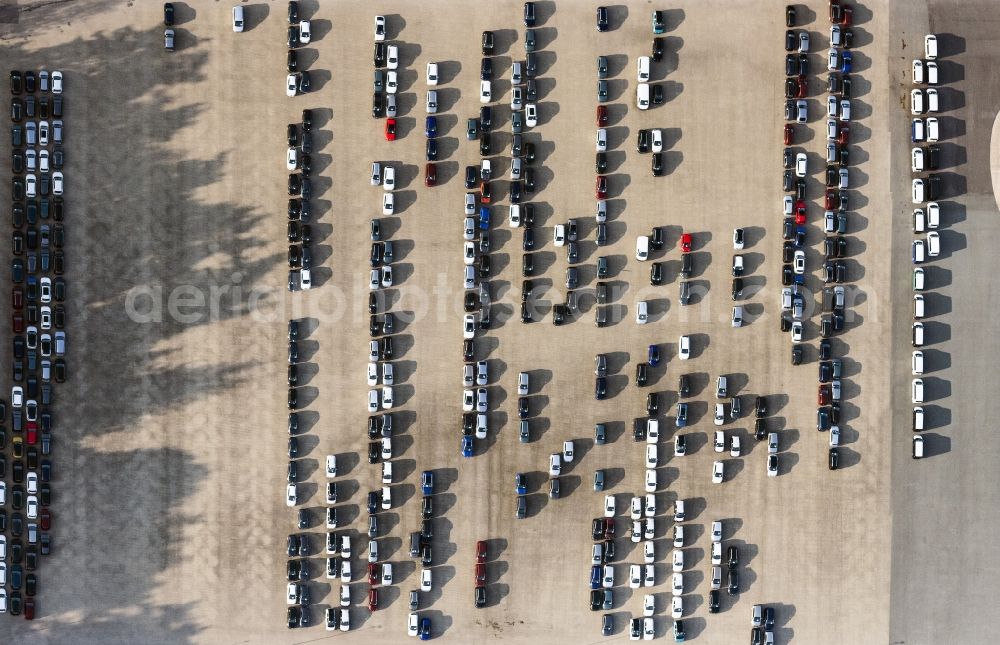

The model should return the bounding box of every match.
[0,1,928,644]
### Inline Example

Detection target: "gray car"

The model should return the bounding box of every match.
[598,80,609,102]
[597,56,609,79]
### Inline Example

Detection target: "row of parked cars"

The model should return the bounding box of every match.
[1,67,68,620]
[286,111,315,291]
[908,34,943,461]
[285,2,314,97]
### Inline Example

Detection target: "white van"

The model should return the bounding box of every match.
[636,301,649,324]
[911,118,926,142]
[912,378,924,403]
[926,117,940,142]
[913,406,925,431]
[913,267,925,291]
[232,6,245,32]
[912,60,924,84]
[716,376,728,398]
[913,208,926,233]
[926,202,940,228]
[926,88,939,112]
[926,231,940,256]
[912,350,924,375]
[300,268,312,290]
[508,204,521,227]
[912,322,925,347]
[912,239,925,263]
[637,56,651,82]
[926,61,939,85]
[925,34,938,59]
[636,83,650,110]
[913,435,925,459]
[913,294,925,318]
[673,500,685,522]
[635,236,650,261]
[912,179,925,205]
[910,89,924,115]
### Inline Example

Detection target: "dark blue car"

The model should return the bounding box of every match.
[840,51,852,73]
[421,470,434,495]
[479,206,490,230]
[515,473,527,495]
[648,344,660,366]
[590,565,602,589]
[462,436,473,457]
[425,116,437,138]
[419,616,432,640]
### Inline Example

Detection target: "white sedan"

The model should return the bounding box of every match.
[480,80,491,103]
[678,335,690,360]
[374,15,386,41]
[651,129,663,152]
[286,74,298,97]
[326,455,337,477]
[421,568,432,591]
[629,564,642,589]
[793,249,806,274]
[672,549,684,572]
[367,363,378,386]
[286,483,298,506]
[298,21,311,45]
[525,103,538,127]
[286,148,298,170]
[712,461,724,483]
[386,71,398,94]
[604,495,616,518]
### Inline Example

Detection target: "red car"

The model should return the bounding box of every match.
[475,562,487,584]
[840,6,853,25]
[837,126,849,146]
[24,598,34,620]
[480,181,491,204]
[796,78,808,98]
[425,162,437,187]
[794,208,806,225]
[384,118,397,141]
[12,313,23,334]
[595,176,608,199]
[26,421,37,445]
[13,286,23,309]
[368,587,378,612]
[476,540,487,563]
[368,563,380,586]
[596,105,608,127]
[602,518,615,539]
[818,385,831,405]
[39,509,50,530]
[783,124,794,145]
[680,233,692,253]
[824,190,838,210]
[829,2,841,23]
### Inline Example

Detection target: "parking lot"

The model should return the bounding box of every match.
[1,1,912,644]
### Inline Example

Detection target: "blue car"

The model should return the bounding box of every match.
[478,206,490,230]
[648,344,660,367]
[515,473,527,495]
[462,436,474,457]
[590,565,602,589]
[419,616,432,640]
[425,115,437,138]
[421,470,434,495]
[840,51,852,73]
[675,402,688,428]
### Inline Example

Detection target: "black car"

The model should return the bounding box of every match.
[522,252,534,277]
[420,544,432,566]
[480,106,493,129]
[636,129,650,153]
[287,606,300,629]
[517,396,530,419]
[652,152,664,176]
[463,339,475,361]
[636,363,648,386]
[510,180,522,203]
[522,227,535,251]
[523,1,536,26]
[479,133,491,155]
[372,92,384,118]
[590,589,603,611]
[785,54,798,76]
[426,138,438,161]
[595,376,607,400]
[652,37,665,61]
[732,278,744,300]
[524,141,536,162]
[630,618,642,640]
[373,43,386,68]
[842,75,853,98]
[367,441,380,464]
[829,447,840,469]
[592,518,604,540]
[465,165,478,189]
[287,0,299,23]
[481,30,494,55]
[798,53,809,77]
[481,57,492,81]
[709,589,720,613]
[646,392,659,415]
[791,345,803,365]
[728,569,739,595]
[596,6,609,31]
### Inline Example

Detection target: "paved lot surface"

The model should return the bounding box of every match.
[0,1,903,644]
[887,2,1000,643]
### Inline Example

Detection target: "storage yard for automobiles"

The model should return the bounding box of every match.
[2,1,997,644]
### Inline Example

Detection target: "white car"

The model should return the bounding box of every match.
[383,166,396,191]
[381,563,394,585]
[672,549,684,572]
[643,617,654,641]
[51,70,63,93]
[286,148,298,170]
[630,496,643,520]
[644,594,655,617]
[11,386,23,408]
[408,612,419,636]
[827,48,839,71]
[635,235,650,260]
[645,444,658,468]
[382,363,394,386]
[711,521,723,541]
[714,431,725,453]
[426,62,439,86]
[730,436,741,457]
[325,454,337,478]
[287,582,300,605]
[604,495,616,517]
[380,265,392,287]
[631,520,642,543]
[553,224,566,246]
[643,540,655,563]
[791,321,803,342]
[644,493,656,517]
[480,80,492,103]
[298,21,311,44]
[374,15,386,41]
[673,524,684,548]
[711,541,722,565]
[644,563,655,587]
[563,440,574,462]
[463,314,476,339]
[672,595,683,619]
[830,425,841,446]
[827,95,838,118]
[463,241,477,265]
[672,572,683,596]
[603,564,615,589]
[387,45,399,69]
[636,301,649,324]
[286,74,297,96]
[714,403,725,426]
[381,486,392,510]
[678,335,690,360]
[712,461,724,483]
[549,453,561,476]
[463,389,474,412]
[518,372,529,395]
[381,439,392,462]
[793,249,806,274]
[651,129,663,152]
[732,306,743,328]
[421,568,432,591]
[426,90,438,113]
[386,71,398,94]
[913,59,925,84]
[381,386,394,409]
[38,120,49,145]
[647,419,659,443]
[645,469,657,492]
[367,363,378,386]
[840,99,851,121]
[629,564,642,588]
[596,128,608,151]
[525,103,538,127]
[25,174,36,198]
[795,152,807,177]
[286,483,298,506]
